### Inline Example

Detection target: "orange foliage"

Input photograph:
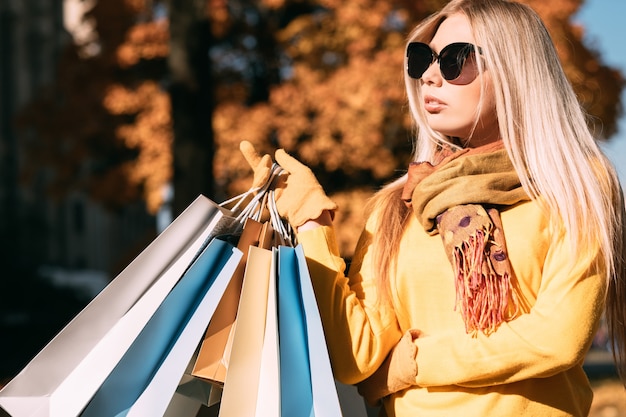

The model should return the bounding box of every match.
[18,0,623,249]
[116,21,169,68]
[206,0,232,37]
[212,0,623,256]
[100,82,173,212]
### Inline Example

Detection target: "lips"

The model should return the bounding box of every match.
[423,95,446,113]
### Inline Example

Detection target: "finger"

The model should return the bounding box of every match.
[275,148,306,174]
[240,140,262,168]
[252,154,273,188]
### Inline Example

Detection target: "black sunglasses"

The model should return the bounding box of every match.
[406,42,482,83]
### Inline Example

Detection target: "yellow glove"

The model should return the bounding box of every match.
[240,141,274,189]
[356,329,420,406]
[273,148,338,228]
[240,140,337,228]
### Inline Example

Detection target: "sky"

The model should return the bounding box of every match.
[575,0,626,182]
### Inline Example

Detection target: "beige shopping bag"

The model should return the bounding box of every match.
[191,218,264,385]
[218,243,273,416]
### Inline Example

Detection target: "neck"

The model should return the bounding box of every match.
[451,136,503,151]
[463,131,501,148]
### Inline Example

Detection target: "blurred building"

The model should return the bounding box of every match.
[0,0,155,289]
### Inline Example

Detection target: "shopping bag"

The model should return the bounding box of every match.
[218,243,273,416]
[191,218,264,385]
[163,347,218,413]
[254,246,281,417]
[126,237,241,417]
[80,238,242,417]
[161,355,223,417]
[295,245,343,416]
[0,195,236,417]
[277,245,315,417]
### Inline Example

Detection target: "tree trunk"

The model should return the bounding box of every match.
[168,2,215,216]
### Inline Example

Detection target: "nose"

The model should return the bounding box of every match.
[421,59,442,86]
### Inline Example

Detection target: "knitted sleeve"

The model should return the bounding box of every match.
[297,221,403,385]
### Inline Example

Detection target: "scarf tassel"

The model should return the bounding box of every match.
[452,229,518,336]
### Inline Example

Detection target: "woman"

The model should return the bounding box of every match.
[241,0,626,415]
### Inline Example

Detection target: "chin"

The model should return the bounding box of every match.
[427,120,470,138]
[429,126,470,139]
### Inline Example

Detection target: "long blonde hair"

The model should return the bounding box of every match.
[368,0,626,380]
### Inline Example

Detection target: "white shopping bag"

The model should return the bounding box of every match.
[295,245,344,416]
[0,195,237,417]
[80,238,242,417]
[254,248,281,417]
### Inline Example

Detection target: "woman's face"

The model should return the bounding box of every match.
[420,14,499,148]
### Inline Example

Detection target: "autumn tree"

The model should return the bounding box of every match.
[167,1,214,216]
[18,0,283,215]
[17,0,623,257]
[18,0,172,214]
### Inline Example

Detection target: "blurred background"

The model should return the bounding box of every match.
[0,0,625,412]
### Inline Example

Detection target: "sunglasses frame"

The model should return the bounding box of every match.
[406,42,483,83]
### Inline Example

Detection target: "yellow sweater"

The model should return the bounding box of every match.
[297,199,606,417]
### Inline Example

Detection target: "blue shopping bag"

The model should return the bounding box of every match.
[277,245,314,417]
[81,238,242,417]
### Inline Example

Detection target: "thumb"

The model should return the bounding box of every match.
[240,140,263,168]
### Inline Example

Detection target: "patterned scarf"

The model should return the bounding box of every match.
[402,141,529,335]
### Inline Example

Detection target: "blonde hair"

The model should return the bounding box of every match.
[368,0,626,380]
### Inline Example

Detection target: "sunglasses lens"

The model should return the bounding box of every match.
[439,43,475,81]
[407,43,433,79]
[406,42,478,82]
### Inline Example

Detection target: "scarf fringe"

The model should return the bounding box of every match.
[452,229,519,336]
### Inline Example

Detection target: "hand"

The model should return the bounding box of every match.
[356,329,420,406]
[239,141,337,228]
[274,148,338,227]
